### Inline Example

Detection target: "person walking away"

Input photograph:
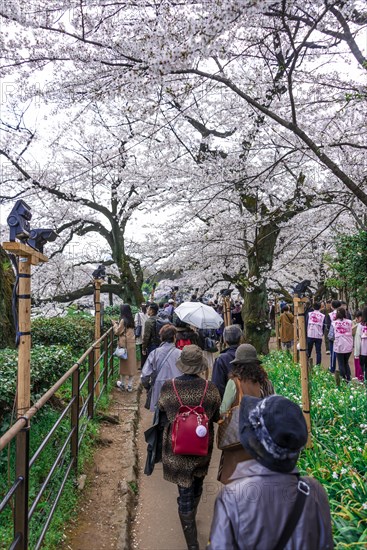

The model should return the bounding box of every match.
[212,325,243,398]
[158,346,221,550]
[141,324,182,411]
[142,303,168,358]
[341,301,352,319]
[164,298,175,321]
[306,302,325,366]
[208,395,333,549]
[196,328,218,372]
[279,305,294,352]
[135,303,148,370]
[326,299,341,373]
[113,304,137,392]
[231,301,243,329]
[330,307,352,383]
[354,307,367,383]
[217,344,274,484]
[173,316,199,350]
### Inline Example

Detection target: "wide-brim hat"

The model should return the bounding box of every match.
[230,343,262,365]
[239,395,308,473]
[176,344,208,375]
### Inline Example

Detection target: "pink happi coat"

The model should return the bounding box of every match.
[307,311,325,339]
[332,319,353,353]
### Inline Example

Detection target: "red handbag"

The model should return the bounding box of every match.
[171,379,209,456]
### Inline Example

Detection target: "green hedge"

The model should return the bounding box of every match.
[0,345,75,425]
[32,316,95,353]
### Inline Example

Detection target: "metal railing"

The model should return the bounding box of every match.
[0,327,115,550]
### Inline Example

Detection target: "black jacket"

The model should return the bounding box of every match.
[211,346,238,398]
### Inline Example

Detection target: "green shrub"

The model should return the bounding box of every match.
[0,345,75,423]
[104,304,139,317]
[32,316,95,353]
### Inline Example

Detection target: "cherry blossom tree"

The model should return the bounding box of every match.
[1,0,365,349]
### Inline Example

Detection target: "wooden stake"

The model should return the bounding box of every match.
[293,297,299,363]
[17,256,32,418]
[223,296,231,327]
[94,279,102,398]
[275,298,281,350]
[2,242,48,419]
[296,297,312,448]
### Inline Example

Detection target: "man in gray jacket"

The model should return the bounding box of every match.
[208,395,333,549]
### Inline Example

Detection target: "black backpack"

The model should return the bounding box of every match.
[155,316,170,338]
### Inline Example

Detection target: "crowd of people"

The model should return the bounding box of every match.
[111,298,335,549]
[275,299,367,385]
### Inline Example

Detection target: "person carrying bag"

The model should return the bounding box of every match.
[158,345,221,550]
[208,395,334,549]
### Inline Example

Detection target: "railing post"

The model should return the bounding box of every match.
[103,336,108,387]
[14,425,30,550]
[93,279,102,398]
[71,366,80,475]
[88,352,94,418]
[110,331,115,378]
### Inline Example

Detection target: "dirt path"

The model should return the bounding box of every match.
[62,386,139,550]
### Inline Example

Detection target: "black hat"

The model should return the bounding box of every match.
[239,395,308,473]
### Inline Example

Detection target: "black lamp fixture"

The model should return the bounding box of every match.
[7,199,32,242]
[28,228,57,253]
[92,264,106,280]
[293,280,311,297]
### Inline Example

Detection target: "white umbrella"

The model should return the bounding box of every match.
[174,302,223,329]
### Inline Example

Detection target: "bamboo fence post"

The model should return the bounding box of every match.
[17,255,32,419]
[223,296,231,327]
[297,298,312,448]
[293,297,299,363]
[2,242,48,549]
[94,279,102,398]
[275,298,281,350]
[2,242,48,418]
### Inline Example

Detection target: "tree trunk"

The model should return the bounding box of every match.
[242,280,272,355]
[0,246,15,348]
[239,223,280,355]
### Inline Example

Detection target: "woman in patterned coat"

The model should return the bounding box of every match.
[158,345,221,550]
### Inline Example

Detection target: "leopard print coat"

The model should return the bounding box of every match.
[158,375,221,488]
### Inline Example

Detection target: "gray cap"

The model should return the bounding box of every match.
[223,324,242,345]
[230,343,261,365]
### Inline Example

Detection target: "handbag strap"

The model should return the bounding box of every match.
[172,379,209,408]
[272,477,309,550]
[152,347,176,385]
[233,377,244,407]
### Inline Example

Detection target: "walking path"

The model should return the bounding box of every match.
[62,387,140,550]
[132,401,220,550]
[63,343,346,550]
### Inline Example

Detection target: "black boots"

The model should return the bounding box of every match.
[179,510,199,550]
[193,495,201,518]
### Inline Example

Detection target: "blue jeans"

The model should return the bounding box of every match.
[307,337,322,365]
[329,341,337,372]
